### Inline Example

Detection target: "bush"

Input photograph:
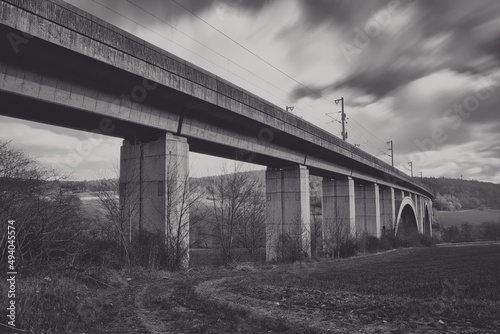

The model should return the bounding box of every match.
[133,231,168,270]
[419,234,436,247]
[378,234,394,250]
[365,235,380,253]
[276,233,308,263]
[482,222,500,241]
[338,237,358,258]
[442,226,461,243]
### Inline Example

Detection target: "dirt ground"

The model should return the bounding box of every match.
[84,245,500,334]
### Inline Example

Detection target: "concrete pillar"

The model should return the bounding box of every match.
[353,183,380,237]
[120,133,190,267]
[322,177,356,254]
[429,199,433,235]
[365,183,380,237]
[334,177,356,236]
[355,184,366,235]
[415,195,422,234]
[380,186,395,232]
[266,165,311,262]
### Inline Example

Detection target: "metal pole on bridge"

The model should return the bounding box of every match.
[387,140,394,167]
[335,97,347,141]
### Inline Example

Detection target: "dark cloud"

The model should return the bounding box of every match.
[389,80,500,155]
[297,0,389,28]
[290,0,500,100]
[477,141,500,159]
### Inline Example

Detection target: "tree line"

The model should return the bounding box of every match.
[419,177,500,211]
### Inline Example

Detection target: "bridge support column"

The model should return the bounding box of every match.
[266,165,311,262]
[322,177,356,239]
[416,195,423,234]
[354,183,380,237]
[321,178,355,253]
[355,184,366,235]
[380,187,395,233]
[120,133,190,268]
[365,184,381,237]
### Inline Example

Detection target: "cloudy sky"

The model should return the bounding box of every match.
[1,0,499,182]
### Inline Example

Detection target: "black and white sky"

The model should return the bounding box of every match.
[1,0,499,182]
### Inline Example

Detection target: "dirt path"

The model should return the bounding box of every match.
[132,278,201,334]
[194,277,403,333]
[134,285,172,334]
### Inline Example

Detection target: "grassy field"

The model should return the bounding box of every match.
[2,245,499,333]
[435,208,500,226]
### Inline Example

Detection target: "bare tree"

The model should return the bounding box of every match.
[234,177,266,261]
[93,167,135,268]
[163,155,204,270]
[0,139,83,270]
[310,213,323,257]
[205,163,263,265]
[322,206,354,259]
[274,214,311,263]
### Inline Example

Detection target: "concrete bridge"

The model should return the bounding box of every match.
[0,0,433,264]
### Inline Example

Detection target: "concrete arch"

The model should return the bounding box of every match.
[395,197,419,238]
[423,203,432,237]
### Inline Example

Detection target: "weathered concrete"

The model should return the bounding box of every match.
[380,186,395,232]
[354,185,365,235]
[415,195,422,234]
[352,183,380,237]
[120,133,189,267]
[423,199,433,237]
[365,183,381,237]
[266,166,311,261]
[325,177,356,236]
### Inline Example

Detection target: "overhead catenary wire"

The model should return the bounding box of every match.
[170,0,336,106]
[95,0,331,126]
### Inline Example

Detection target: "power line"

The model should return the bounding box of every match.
[110,0,335,127]
[170,0,335,105]
[124,1,303,106]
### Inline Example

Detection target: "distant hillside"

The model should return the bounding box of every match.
[419,177,500,211]
[62,173,500,212]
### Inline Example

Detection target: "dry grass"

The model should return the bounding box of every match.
[3,246,499,333]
